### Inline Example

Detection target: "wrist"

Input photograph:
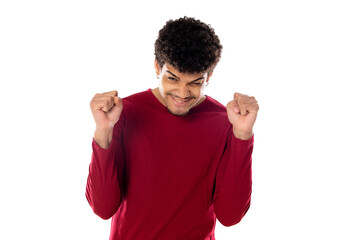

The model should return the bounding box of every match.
[233,128,253,140]
[94,127,114,149]
[95,125,113,133]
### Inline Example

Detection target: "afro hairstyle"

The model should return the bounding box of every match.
[154,16,223,74]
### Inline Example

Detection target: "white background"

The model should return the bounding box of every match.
[1,0,359,239]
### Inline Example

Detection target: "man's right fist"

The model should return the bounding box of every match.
[90,90,123,131]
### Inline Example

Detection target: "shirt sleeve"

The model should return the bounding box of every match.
[85,120,125,220]
[213,129,254,227]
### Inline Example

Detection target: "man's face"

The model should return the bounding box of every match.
[155,61,211,116]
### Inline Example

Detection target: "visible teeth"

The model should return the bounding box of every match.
[175,99,186,103]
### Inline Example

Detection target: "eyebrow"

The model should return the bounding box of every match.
[166,70,205,82]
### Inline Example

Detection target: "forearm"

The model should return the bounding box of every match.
[86,137,123,220]
[214,134,254,226]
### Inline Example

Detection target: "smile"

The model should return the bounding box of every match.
[171,96,192,107]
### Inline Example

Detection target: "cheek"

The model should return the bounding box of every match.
[160,78,171,90]
[194,86,205,97]
[160,79,179,94]
[159,80,178,100]
[159,78,169,94]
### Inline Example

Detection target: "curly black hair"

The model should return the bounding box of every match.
[154,16,223,74]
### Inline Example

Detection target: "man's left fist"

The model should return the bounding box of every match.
[226,92,259,140]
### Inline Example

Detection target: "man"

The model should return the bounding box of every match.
[86,16,259,240]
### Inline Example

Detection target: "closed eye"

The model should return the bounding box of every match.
[168,77,178,81]
[191,82,201,86]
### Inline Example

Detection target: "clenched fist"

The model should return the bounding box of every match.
[226,92,259,140]
[90,90,123,148]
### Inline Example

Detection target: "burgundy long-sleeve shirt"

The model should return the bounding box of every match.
[86,89,253,240]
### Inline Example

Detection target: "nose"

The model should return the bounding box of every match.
[177,84,191,99]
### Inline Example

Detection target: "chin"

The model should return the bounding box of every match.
[167,107,190,116]
[165,96,197,116]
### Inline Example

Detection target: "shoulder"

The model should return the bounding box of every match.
[191,95,230,127]
[205,97,234,140]
[206,96,227,112]
[122,89,150,106]
[114,89,151,130]
[120,89,158,113]
[193,95,227,115]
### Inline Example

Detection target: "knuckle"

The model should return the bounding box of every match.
[226,101,234,108]
[238,98,245,104]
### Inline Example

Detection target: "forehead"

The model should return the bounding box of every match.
[163,63,207,78]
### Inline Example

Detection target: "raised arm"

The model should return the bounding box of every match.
[85,90,125,219]
[213,132,254,226]
[213,92,259,226]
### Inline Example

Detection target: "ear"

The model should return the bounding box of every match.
[206,71,213,83]
[154,58,161,76]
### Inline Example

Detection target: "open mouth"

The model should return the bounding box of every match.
[171,96,192,107]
